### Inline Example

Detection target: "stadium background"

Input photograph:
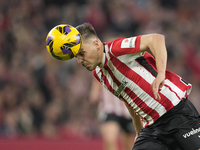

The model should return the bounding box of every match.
[0,0,200,149]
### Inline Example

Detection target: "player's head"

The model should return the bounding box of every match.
[76,22,98,43]
[76,23,103,71]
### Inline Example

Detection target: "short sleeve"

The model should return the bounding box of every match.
[110,36,141,57]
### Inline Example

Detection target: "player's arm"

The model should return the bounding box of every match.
[139,34,167,100]
[124,102,143,138]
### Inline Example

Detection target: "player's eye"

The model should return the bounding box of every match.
[79,51,84,56]
[76,51,84,58]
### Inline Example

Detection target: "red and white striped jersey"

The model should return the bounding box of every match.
[93,36,192,127]
[99,87,132,119]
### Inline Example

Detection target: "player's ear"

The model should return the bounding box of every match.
[93,39,100,49]
[93,39,98,45]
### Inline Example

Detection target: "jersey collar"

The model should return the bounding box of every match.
[99,43,107,68]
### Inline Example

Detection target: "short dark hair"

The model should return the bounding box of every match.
[76,23,98,40]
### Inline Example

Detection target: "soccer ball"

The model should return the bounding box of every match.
[46,24,82,60]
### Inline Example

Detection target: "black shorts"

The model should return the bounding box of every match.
[133,99,200,150]
[99,113,135,133]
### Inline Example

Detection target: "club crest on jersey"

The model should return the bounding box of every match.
[108,61,114,71]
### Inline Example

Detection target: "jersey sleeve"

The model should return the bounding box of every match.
[109,36,141,57]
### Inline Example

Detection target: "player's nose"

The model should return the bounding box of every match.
[76,55,83,64]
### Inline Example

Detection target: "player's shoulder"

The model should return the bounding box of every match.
[105,36,141,57]
[105,37,137,46]
[104,38,130,55]
[104,37,125,46]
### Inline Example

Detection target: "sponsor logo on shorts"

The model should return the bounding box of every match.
[183,127,200,138]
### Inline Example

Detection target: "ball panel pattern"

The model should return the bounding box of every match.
[46,24,82,61]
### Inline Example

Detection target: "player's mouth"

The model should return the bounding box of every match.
[82,62,89,68]
[86,65,90,70]
[83,63,90,70]
[82,64,87,67]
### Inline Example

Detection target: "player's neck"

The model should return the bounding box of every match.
[98,42,104,67]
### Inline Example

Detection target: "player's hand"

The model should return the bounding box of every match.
[151,73,165,100]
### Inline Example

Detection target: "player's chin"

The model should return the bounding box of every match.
[86,66,95,71]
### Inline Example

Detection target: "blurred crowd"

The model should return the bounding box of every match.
[0,0,200,139]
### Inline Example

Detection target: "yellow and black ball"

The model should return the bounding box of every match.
[46,24,82,60]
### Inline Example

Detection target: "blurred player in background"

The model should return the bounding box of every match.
[90,77,135,150]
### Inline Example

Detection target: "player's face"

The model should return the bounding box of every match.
[76,40,101,71]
